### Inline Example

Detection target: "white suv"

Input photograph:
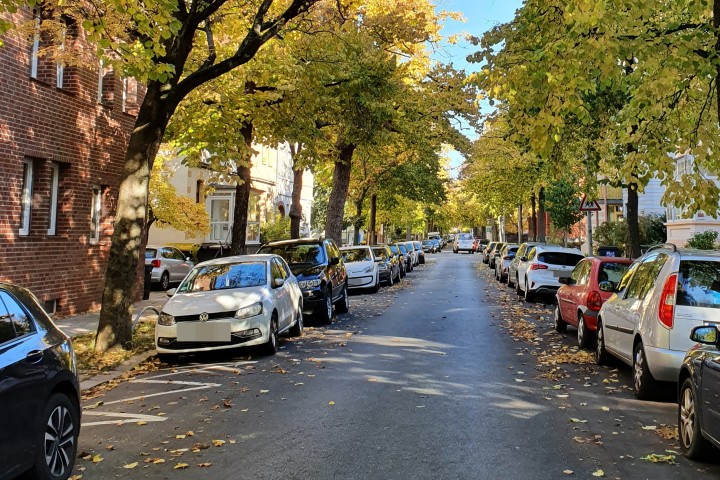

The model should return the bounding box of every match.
[516,245,584,302]
[596,245,720,400]
[453,233,475,254]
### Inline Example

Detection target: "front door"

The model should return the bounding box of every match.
[208,195,233,243]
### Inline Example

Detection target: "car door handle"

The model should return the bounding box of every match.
[26,350,44,364]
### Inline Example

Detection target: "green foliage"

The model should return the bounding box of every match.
[260,215,291,245]
[545,180,584,234]
[686,231,719,250]
[593,214,668,254]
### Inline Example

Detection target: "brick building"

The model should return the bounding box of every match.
[0,9,141,315]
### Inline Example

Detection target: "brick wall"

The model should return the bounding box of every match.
[0,9,141,316]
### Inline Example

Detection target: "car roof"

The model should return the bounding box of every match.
[590,256,633,263]
[341,245,371,250]
[643,245,720,259]
[194,254,275,269]
[532,245,583,254]
[263,238,324,246]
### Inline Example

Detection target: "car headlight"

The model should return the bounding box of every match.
[363,266,375,273]
[379,264,388,270]
[235,303,263,319]
[299,279,322,289]
[159,312,175,326]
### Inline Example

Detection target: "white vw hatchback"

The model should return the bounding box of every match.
[155,254,303,360]
[341,246,380,292]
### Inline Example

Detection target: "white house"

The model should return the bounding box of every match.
[148,143,314,250]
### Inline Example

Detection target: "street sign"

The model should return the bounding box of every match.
[579,195,602,212]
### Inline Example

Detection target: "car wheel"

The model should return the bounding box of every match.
[633,342,659,400]
[289,306,304,337]
[336,283,349,314]
[160,271,170,290]
[577,313,592,349]
[523,279,535,302]
[516,276,523,295]
[595,320,609,366]
[31,392,79,480]
[388,271,394,286]
[264,313,279,355]
[554,305,567,333]
[679,377,713,459]
[507,272,514,288]
[319,290,333,325]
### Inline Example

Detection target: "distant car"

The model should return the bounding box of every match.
[554,256,633,348]
[678,325,720,459]
[428,233,443,248]
[507,242,543,288]
[373,246,401,286]
[495,244,519,283]
[396,243,414,272]
[145,245,195,290]
[258,238,349,324]
[430,238,442,252]
[399,241,418,266]
[516,245,585,302]
[482,242,497,264]
[413,241,426,265]
[0,282,80,480]
[341,246,380,292]
[488,242,506,269]
[388,244,407,278]
[155,255,304,360]
[453,233,475,254]
[421,239,438,253]
[597,245,720,399]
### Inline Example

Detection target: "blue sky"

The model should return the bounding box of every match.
[434,0,522,174]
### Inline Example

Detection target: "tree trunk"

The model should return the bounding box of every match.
[517,202,523,243]
[289,144,304,239]
[715,0,720,124]
[406,222,412,240]
[626,182,641,258]
[353,199,363,245]
[230,121,254,255]
[324,143,355,243]
[537,187,546,242]
[530,193,537,242]
[368,194,377,245]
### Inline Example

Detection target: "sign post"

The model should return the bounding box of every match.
[579,195,602,255]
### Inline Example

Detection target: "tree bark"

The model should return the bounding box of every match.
[289,144,303,239]
[626,182,641,258]
[368,194,377,245]
[517,202,523,243]
[715,0,720,123]
[352,199,363,245]
[325,143,355,243]
[537,187,546,242]
[530,193,537,242]
[230,121,254,255]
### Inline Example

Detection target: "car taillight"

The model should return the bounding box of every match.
[151,259,161,268]
[658,273,677,329]
[587,291,603,311]
[529,264,548,270]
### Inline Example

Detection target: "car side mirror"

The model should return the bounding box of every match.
[166,288,176,297]
[272,278,285,288]
[186,256,192,262]
[690,326,720,345]
[558,277,570,285]
[329,257,340,266]
[520,257,527,262]
[598,281,615,292]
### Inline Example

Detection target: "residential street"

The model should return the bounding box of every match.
[74,253,719,479]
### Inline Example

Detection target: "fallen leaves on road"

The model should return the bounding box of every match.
[123,462,138,469]
[563,470,573,475]
[174,463,189,470]
[654,425,679,441]
[592,469,605,477]
[211,440,225,447]
[641,453,676,464]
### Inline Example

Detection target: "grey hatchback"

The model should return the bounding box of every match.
[0,282,80,480]
[145,245,195,290]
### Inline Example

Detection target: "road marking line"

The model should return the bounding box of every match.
[82,411,168,427]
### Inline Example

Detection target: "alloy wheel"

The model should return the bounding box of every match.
[680,385,695,449]
[44,405,75,478]
[326,294,333,321]
[634,347,645,392]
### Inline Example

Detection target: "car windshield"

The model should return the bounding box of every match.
[373,248,389,260]
[145,249,157,259]
[343,248,372,262]
[676,260,720,309]
[177,262,267,292]
[458,233,473,241]
[598,262,630,284]
[422,240,432,245]
[389,245,399,254]
[398,244,408,253]
[537,252,584,267]
[258,244,325,266]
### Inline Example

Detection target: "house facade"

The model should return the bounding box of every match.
[0,10,141,315]
[148,143,314,249]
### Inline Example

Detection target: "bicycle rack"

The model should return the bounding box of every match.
[132,306,161,333]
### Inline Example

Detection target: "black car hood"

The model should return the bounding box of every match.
[290,264,325,278]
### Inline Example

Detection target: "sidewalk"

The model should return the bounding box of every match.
[53,291,168,337]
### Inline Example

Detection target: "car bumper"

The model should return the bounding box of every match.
[644,346,686,383]
[348,274,375,289]
[580,309,599,331]
[301,289,328,313]
[155,315,268,354]
[150,268,163,282]
[379,270,391,281]
[530,285,560,295]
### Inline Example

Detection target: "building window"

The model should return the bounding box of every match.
[122,77,138,114]
[19,160,33,236]
[97,59,104,104]
[196,180,205,204]
[29,12,40,78]
[90,187,102,244]
[47,163,59,235]
[56,25,65,88]
[208,193,232,243]
[246,192,261,243]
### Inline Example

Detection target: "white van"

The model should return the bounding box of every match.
[453,233,475,254]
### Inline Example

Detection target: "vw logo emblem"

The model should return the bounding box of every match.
[199,312,209,322]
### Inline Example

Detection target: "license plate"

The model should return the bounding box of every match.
[553,270,569,278]
[177,321,232,342]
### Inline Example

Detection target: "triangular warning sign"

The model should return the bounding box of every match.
[579,195,602,212]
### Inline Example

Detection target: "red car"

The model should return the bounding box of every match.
[554,256,633,348]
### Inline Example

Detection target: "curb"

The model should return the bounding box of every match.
[80,349,157,392]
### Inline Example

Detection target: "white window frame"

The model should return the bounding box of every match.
[90,186,102,244]
[47,163,59,235]
[19,160,33,236]
[207,192,233,243]
[56,25,65,88]
[97,59,104,104]
[121,77,127,112]
[30,13,40,79]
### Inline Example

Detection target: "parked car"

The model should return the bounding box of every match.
[488,242,506,270]
[494,244,519,283]
[155,255,304,359]
[428,233,443,248]
[398,241,417,266]
[422,239,438,253]
[0,282,81,480]
[145,245,195,290]
[373,246,401,286]
[257,238,349,324]
[396,243,414,272]
[413,241,426,264]
[482,242,498,264]
[388,244,407,278]
[341,246,380,292]
[596,245,720,399]
[677,324,720,459]
[554,256,633,348]
[516,245,585,302]
[507,242,542,288]
[453,233,475,254]
[430,238,442,252]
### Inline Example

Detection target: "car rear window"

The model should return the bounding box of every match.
[458,233,473,240]
[178,262,267,292]
[538,252,584,267]
[598,262,630,284]
[343,249,372,262]
[145,248,157,259]
[373,248,389,260]
[258,244,325,266]
[677,260,720,309]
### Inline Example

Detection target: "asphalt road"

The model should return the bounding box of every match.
[73,252,720,480]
